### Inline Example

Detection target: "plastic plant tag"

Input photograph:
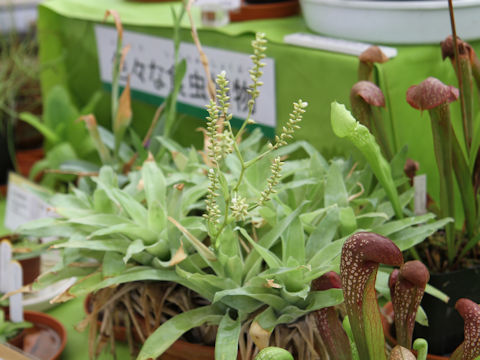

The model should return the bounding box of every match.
[4,173,53,231]
[8,261,23,323]
[414,174,427,215]
[196,0,241,10]
[0,343,37,360]
[0,240,12,293]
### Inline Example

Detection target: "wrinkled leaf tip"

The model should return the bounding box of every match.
[399,260,430,288]
[406,77,459,110]
[103,9,123,39]
[390,346,416,360]
[441,35,473,61]
[351,81,385,107]
[169,244,187,266]
[78,114,97,129]
[330,102,357,138]
[145,152,155,163]
[455,298,480,320]
[342,231,403,267]
[359,45,389,64]
[404,158,419,180]
[249,321,272,350]
[312,271,342,291]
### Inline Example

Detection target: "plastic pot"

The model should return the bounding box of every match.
[84,294,219,360]
[412,265,480,355]
[381,302,448,360]
[8,310,67,360]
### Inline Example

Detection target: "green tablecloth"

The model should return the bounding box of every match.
[47,297,131,360]
[37,0,475,221]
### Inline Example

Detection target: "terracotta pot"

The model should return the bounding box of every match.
[161,340,215,360]
[2,235,42,286]
[229,0,299,21]
[18,255,41,286]
[16,147,44,179]
[381,302,448,360]
[84,294,219,360]
[84,293,144,343]
[8,310,67,360]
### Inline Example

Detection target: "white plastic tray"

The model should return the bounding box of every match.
[300,0,480,44]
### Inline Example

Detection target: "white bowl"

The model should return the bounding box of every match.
[299,0,480,44]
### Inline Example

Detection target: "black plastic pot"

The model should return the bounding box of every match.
[413,265,480,355]
[0,130,14,185]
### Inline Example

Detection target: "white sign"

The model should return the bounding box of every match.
[95,25,276,128]
[4,173,53,231]
[196,0,241,10]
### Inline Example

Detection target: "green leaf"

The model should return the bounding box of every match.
[331,102,403,219]
[306,209,339,258]
[124,239,146,263]
[371,213,436,237]
[103,252,126,277]
[307,240,344,273]
[425,284,449,303]
[19,112,59,144]
[55,238,130,253]
[215,312,242,360]
[238,228,282,269]
[282,217,304,264]
[69,267,182,297]
[142,159,166,208]
[325,161,348,207]
[168,216,218,263]
[89,224,157,244]
[213,286,288,312]
[244,203,307,281]
[137,305,224,360]
[32,266,97,291]
[110,188,148,227]
[389,217,453,251]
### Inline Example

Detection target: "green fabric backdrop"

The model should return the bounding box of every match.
[37,0,480,212]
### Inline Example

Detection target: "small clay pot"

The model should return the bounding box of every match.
[8,310,67,360]
[18,255,41,286]
[381,302,449,360]
[2,235,42,286]
[16,147,44,180]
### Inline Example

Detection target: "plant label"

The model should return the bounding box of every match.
[414,174,427,215]
[0,343,36,360]
[95,25,276,132]
[0,240,12,293]
[283,33,398,58]
[8,261,23,323]
[196,0,241,10]
[4,173,54,231]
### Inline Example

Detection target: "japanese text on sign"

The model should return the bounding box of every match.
[94,25,276,128]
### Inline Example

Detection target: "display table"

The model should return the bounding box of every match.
[37,1,474,225]
[47,296,131,360]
